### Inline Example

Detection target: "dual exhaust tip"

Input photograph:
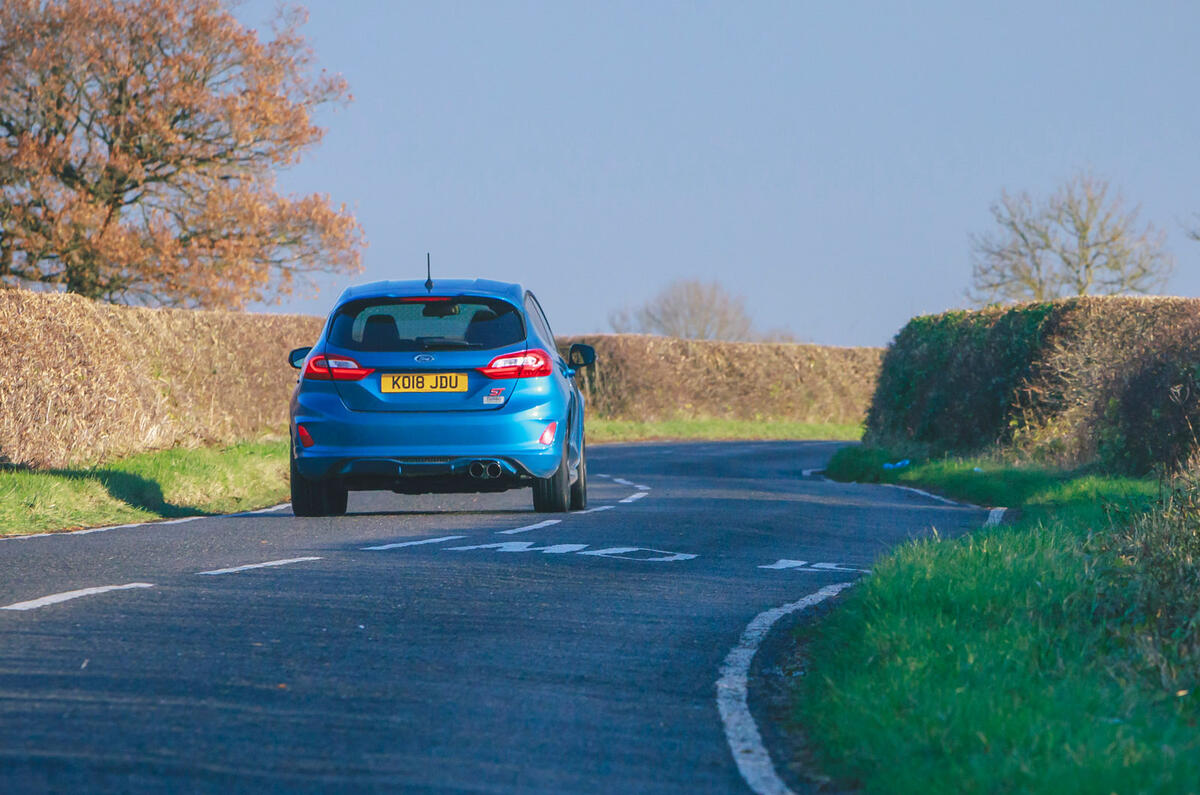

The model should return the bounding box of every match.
[468,460,505,480]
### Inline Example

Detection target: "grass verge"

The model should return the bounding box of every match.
[0,419,857,536]
[790,446,1200,793]
[0,438,290,535]
[588,417,862,443]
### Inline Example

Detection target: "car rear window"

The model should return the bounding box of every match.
[328,297,526,352]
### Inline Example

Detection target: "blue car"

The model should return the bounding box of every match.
[286,279,596,517]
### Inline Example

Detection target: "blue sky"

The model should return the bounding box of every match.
[240,1,1200,346]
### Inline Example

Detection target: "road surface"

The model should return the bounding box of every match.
[0,441,984,793]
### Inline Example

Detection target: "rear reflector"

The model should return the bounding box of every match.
[479,348,553,379]
[296,424,315,448]
[303,354,375,381]
[538,421,557,446]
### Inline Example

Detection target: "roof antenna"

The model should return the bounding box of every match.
[424,252,433,292]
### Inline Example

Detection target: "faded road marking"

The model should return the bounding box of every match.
[577,547,697,562]
[619,492,648,504]
[758,560,871,574]
[883,483,960,506]
[363,536,466,551]
[2,583,154,611]
[718,582,855,795]
[576,505,615,514]
[986,507,1007,526]
[497,519,562,535]
[198,557,321,575]
[446,541,590,554]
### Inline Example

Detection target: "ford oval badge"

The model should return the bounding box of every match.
[414,354,435,363]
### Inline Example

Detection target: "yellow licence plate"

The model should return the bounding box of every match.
[381,373,469,393]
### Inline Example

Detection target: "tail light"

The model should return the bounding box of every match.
[296,424,315,448]
[538,421,558,446]
[303,354,375,381]
[478,349,553,379]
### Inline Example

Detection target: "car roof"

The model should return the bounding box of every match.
[334,279,525,307]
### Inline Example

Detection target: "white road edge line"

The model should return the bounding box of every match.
[497,519,561,535]
[197,557,321,576]
[717,582,856,795]
[1,583,155,611]
[882,483,962,506]
[362,535,466,551]
[986,507,1007,526]
[4,502,295,542]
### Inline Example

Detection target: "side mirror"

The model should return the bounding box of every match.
[568,343,596,368]
[288,346,312,369]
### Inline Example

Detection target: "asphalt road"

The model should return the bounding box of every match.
[0,441,985,793]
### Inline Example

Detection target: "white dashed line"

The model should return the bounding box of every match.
[497,519,562,535]
[445,541,590,554]
[1,583,155,611]
[362,536,466,551]
[619,492,649,504]
[612,478,635,486]
[718,582,855,795]
[197,557,321,575]
[577,505,616,514]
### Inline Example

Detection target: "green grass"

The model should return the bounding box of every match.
[0,439,290,535]
[588,417,862,443]
[0,419,857,536]
[791,447,1200,793]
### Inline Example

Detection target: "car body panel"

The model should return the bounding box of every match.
[289,279,586,496]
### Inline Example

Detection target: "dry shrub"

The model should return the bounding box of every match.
[0,293,881,469]
[0,290,322,468]
[1088,460,1200,692]
[868,296,1200,473]
[560,334,882,425]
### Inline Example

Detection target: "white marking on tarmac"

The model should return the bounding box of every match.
[3,501,295,541]
[577,505,616,514]
[445,541,590,554]
[577,547,697,562]
[232,502,292,517]
[883,483,961,506]
[612,478,635,486]
[197,557,321,575]
[986,507,1007,526]
[619,492,649,504]
[758,559,808,570]
[497,519,561,535]
[717,582,855,795]
[1,583,155,611]
[362,535,466,551]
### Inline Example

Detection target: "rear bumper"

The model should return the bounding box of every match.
[290,390,565,482]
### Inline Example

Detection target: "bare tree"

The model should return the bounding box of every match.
[608,279,755,341]
[969,172,1172,305]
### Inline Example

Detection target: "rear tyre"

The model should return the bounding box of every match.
[290,447,348,517]
[569,436,588,511]
[533,437,571,513]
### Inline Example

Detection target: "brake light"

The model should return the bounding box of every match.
[303,354,375,381]
[296,424,315,448]
[538,422,557,446]
[478,349,553,379]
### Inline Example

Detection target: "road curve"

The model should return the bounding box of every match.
[0,441,983,793]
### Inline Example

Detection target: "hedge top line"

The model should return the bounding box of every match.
[866,294,1200,473]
